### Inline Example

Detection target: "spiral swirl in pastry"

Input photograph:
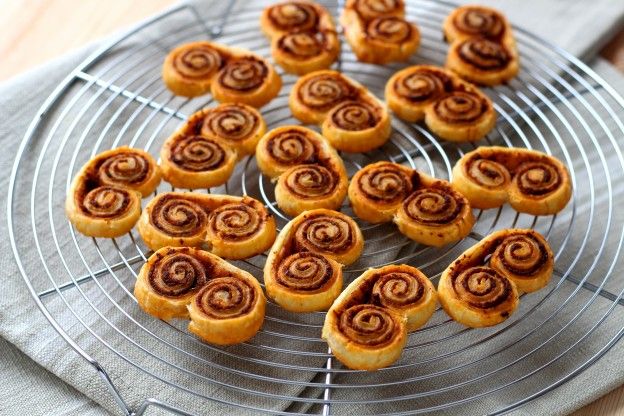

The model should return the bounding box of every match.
[356,163,412,204]
[208,202,263,240]
[81,186,133,218]
[296,73,356,111]
[150,194,207,237]
[148,252,207,297]
[352,0,404,21]
[67,147,161,238]
[452,266,514,310]
[172,44,224,79]
[277,32,327,59]
[194,276,256,319]
[322,264,435,369]
[452,6,505,40]
[338,304,398,347]
[266,129,318,166]
[276,252,336,291]
[457,38,511,71]
[329,100,380,131]
[391,67,454,103]
[168,135,227,172]
[366,16,413,43]
[283,164,337,198]
[467,157,510,188]
[514,161,561,196]
[294,213,356,255]
[452,147,572,214]
[264,209,353,312]
[433,91,489,124]
[199,104,260,143]
[96,151,151,186]
[402,187,464,226]
[491,234,548,276]
[371,271,426,308]
[218,57,268,92]
[267,2,320,33]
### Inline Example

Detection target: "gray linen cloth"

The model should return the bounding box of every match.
[2,0,624,415]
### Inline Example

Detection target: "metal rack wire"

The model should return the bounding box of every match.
[7,0,624,414]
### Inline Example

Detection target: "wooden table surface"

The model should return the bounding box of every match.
[1,1,623,415]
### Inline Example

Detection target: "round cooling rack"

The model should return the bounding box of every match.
[8,1,624,415]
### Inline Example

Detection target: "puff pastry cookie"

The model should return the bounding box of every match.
[452,146,572,215]
[161,103,266,189]
[349,161,474,246]
[163,41,281,107]
[66,147,161,238]
[385,65,496,142]
[264,209,363,312]
[439,228,553,327]
[256,126,348,216]
[323,264,437,370]
[340,0,420,64]
[289,70,391,152]
[135,247,265,345]
[261,1,340,75]
[137,192,276,259]
[443,5,519,85]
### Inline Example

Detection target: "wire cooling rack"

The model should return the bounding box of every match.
[8,0,624,414]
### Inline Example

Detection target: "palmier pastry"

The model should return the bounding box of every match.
[340,0,420,64]
[443,5,519,85]
[180,103,266,158]
[452,146,572,215]
[323,264,437,370]
[137,192,276,259]
[438,228,553,327]
[160,104,266,189]
[385,65,496,142]
[135,247,265,345]
[256,126,348,216]
[163,41,281,107]
[289,70,391,152]
[261,1,340,75]
[264,209,363,312]
[66,147,161,238]
[348,161,474,246]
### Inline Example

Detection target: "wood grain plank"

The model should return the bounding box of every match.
[0,0,176,80]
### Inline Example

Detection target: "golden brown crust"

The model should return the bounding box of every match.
[160,103,266,189]
[65,147,161,238]
[438,229,553,327]
[160,133,237,189]
[162,41,229,97]
[163,41,281,107]
[137,192,276,259]
[451,146,572,215]
[261,1,340,75]
[134,247,265,345]
[181,104,267,158]
[264,209,364,312]
[160,103,267,189]
[256,126,348,216]
[211,55,282,108]
[272,31,341,75]
[289,70,391,152]
[385,65,496,142]
[348,161,475,246]
[260,1,336,39]
[443,5,519,85]
[340,0,419,64]
[322,264,436,370]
